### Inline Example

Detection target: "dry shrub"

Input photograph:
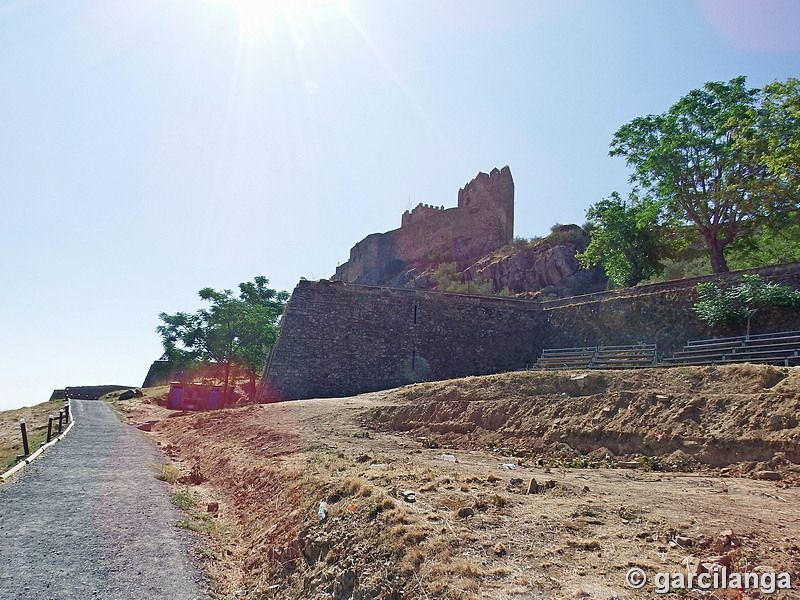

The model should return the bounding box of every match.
[491,493,510,508]
[402,526,427,545]
[384,506,413,525]
[343,477,371,497]
[400,547,425,572]
[419,481,438,492]
[425,557,482,580]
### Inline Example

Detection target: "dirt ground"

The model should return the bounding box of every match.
[110,365,800,600]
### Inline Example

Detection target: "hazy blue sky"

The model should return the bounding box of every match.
[2,0,799,410]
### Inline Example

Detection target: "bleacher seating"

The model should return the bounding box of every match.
[663,330,800,367]
[532,344,657,370]
[533,347,596,369]
[592,344,658,368]
[534,331,800,370]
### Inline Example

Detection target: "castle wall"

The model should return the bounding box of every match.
[260,263,800,401]
[542,262,800,353]
[333,166,514,285]
[261,279,542,401]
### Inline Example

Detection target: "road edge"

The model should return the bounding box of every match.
[0,414,76,483]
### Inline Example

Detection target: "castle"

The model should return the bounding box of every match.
[252,165,800,403]
[332,166,514,286]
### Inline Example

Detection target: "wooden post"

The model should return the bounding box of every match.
[57,411,64,433]
[20,419,30,456]
[64,402,71,423]
[47,415,54,443]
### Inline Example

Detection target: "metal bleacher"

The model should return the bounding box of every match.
[532,344,658,370]
[663,330,800,367]
[533,346,596,369]
[533,330,800,370]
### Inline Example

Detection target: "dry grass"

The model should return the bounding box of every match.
[0,399,68,470]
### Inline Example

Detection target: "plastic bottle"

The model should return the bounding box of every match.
[318,501,328,521]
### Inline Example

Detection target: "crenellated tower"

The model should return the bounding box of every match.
[333,166,514,286]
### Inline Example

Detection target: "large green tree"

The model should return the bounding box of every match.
[157,276,289,399]
[758,78,800,193]
[610,76,799,274]
[578,192,671,287]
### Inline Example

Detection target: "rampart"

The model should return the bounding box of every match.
[332,166,514,285]
[259,262,800,401]
[261,279,541,400]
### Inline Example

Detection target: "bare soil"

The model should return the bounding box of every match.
[111,365,800,600]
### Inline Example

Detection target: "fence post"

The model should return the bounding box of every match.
[64,402,70,423]
[20,419,30,456]
[47,415,54,443]
[57,411,63,434]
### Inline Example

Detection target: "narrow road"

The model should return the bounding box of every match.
[0,399,208,600]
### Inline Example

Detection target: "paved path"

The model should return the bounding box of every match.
[0,400,208,600]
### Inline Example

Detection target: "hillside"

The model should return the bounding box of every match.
[110,364,800,600]
[380,224,608,299]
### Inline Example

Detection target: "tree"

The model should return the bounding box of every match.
[578,192,671,287]
[157,277,289,400]
[758,78,800,194]
[692,274,800,336]
[610,76,799,274]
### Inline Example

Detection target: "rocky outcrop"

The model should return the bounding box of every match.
[466,243,580,293]
[458,224,607,298]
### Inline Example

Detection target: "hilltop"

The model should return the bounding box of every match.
[109,363,800,600]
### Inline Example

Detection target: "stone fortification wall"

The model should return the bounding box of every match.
[542,262,800,354]
[260,263,800,401]
[261,279,542,401]
[333,166,514,286]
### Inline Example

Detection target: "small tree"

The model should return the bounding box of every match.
[157,277,289,399]
[692,274,800,336]
[578,192,671,288]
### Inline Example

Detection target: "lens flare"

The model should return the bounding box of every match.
[213,0,339,35]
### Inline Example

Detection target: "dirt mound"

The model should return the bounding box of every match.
[116,364,800,600]
[373,365,800,473]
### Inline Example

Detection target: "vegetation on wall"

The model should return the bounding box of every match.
[429,262,500,295]
[692,274,800,336]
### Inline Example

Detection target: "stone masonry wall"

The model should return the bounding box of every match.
[260,262,800,401]
[542,262,800,354]
[261,279,542,401]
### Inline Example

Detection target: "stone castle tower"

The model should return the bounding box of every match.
[333,166,514,286]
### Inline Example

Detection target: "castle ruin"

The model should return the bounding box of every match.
[332,166,514,286]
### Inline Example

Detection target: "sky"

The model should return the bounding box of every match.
[1,0,799,410]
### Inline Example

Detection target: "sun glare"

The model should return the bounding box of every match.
[213,0,339,35]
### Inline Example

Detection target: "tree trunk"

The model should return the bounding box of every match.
[248,372,256,401]
[702,233,730,273]
[223,361,231,406]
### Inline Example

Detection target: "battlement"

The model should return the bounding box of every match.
[457,166,514,210]
[401,203,447,227]
[333,166,514,286]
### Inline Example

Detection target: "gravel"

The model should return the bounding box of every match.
[0,399,209,600]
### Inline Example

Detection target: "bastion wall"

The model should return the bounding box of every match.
[259,262,800,401]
